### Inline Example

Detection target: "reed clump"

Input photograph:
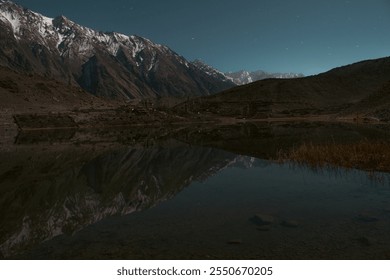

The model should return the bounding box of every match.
[278,140,390,173]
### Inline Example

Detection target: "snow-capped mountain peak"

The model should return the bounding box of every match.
[0,2,64,47]
[0,1,234,99]
[0,1,166,58]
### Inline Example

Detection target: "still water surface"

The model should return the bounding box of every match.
[1,122,390,259]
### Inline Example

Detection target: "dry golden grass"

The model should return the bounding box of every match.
[278,140,390,173]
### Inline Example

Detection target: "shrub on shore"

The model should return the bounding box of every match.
[278,140,390,173]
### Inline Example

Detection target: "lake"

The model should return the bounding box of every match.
[1,122,390,259]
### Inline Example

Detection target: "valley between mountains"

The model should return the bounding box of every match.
[0,0,390,132]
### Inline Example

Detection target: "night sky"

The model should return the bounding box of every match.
[12,0,390,75]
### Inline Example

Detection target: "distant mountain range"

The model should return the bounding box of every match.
[224,70,304,85]
[0,0,234,100]
[192,60,304,85]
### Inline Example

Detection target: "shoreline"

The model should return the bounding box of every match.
[1,109,386,132]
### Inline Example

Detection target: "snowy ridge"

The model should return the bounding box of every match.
[0,188,171,258]
[192,59,232,82]
[0,3,60,44]
[0,1,235,99]
[0,1,173,66]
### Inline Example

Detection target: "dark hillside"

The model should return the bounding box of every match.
[181,57,390,118]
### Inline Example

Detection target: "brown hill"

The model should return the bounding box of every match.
[0,66,105,113]
[348,80,390,121]
[181,57,390,118]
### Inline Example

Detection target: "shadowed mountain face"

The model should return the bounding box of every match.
[181,57,390,119]
[0,1,234,100]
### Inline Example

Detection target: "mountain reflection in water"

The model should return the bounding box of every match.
[1,122,390,259]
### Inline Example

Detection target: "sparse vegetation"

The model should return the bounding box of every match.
[278,140,390,172]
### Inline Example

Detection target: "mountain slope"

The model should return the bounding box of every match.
[191,59,233,83]
[182,57,390,118]
[0,65,105,111]
[0,1,234,100]
[348,80,390,121]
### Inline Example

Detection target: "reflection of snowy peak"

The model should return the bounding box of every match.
[0,1,234,99]
[225,70,304,85]
[0,143,242,257]
[229,155,257,168]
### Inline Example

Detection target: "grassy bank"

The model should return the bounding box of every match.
[278,140,390,173]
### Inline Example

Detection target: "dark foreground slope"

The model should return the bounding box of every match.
[180,57,390,119]
[0,66,107,112]
[347,80,390,121]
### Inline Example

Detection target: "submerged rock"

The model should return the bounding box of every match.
[281,220,299,228]
[227,239,243,245]
[251,214,276,225]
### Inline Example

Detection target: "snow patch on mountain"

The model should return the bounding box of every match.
[32,12,55,38]
[0,8,21,35]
